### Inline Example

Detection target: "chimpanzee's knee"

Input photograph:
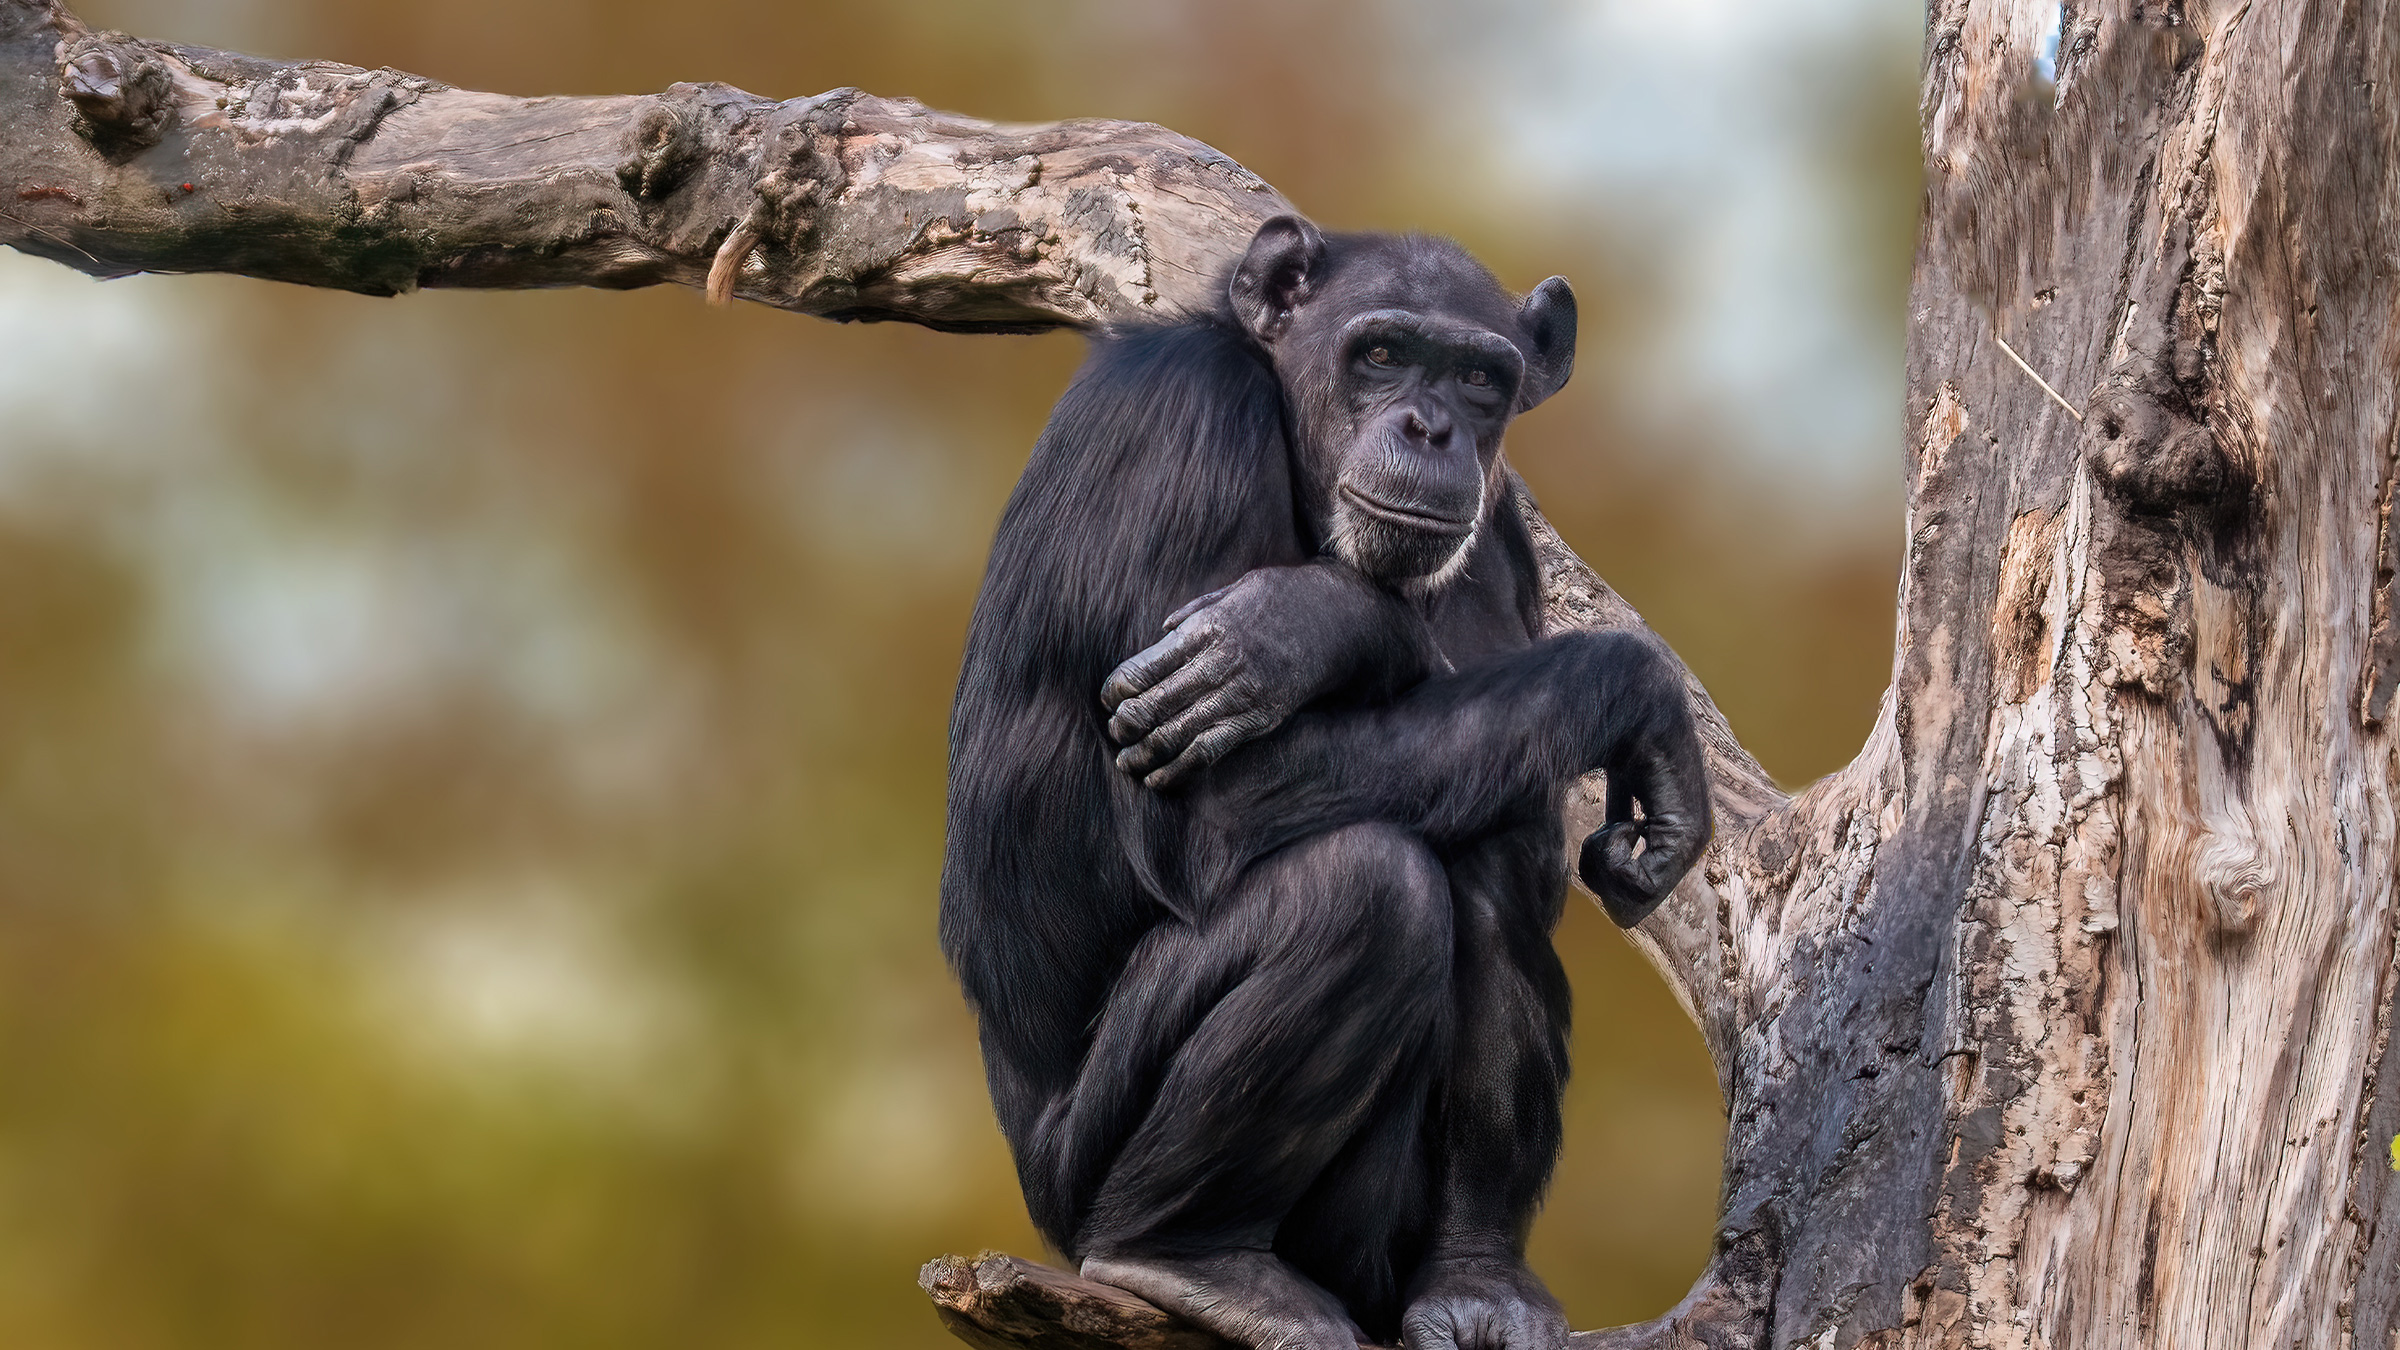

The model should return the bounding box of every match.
[1062,822,1455,1259]
[1254,821,1452,997]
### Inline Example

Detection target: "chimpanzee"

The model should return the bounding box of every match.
[939,215,1712,1350]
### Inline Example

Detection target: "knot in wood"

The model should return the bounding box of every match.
[2084,383,2239,521]
[2033,1159,2086,1192]
[750,93,852,236]
[59,35,175,152]
[2196,819,2275,935]
[615,93,711,200]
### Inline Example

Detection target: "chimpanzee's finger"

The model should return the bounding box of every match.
[1628,803,1711,901]
[1399,1307,1465,1350]
[1579,740,1713,927]
[1160,583,1235,631]
[1577,823,1645,922]
[1115,695,1226,777]
[1629,734,1714,889]
[1102,624,1212,710]
[1513,1311,1570,1350]
[1116,691,1241,779]
[1106,646,1237,746]
[1139,712,1274,791]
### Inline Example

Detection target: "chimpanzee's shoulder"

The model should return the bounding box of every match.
[1068,317,1278,411]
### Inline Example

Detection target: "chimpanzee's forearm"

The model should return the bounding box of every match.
[1308,559,1447,704]
[1197,628,1693,858]
[1102,559,1443,786]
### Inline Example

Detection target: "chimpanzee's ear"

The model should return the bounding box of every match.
[1515,276,1577,411]
[1229,215,1327,344]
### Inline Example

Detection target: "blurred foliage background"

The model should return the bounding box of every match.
[0,0,1918,1344]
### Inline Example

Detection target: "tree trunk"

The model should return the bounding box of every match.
[3,1,2394,1346]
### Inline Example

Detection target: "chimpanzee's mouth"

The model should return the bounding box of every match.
[1338,485,1475,537]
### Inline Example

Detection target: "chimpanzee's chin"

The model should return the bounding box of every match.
[1337,513,1471,584]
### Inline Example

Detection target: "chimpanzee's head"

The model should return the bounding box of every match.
[1229,216,1576,584]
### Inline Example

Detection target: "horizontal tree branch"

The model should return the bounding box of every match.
[921,1254,1233,1350]
[919,1252,1773,1350]
[2,2,1292,328]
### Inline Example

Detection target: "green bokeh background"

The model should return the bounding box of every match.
[0,1,1916,1344]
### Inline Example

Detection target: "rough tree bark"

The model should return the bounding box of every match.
[2,1,2393,1346]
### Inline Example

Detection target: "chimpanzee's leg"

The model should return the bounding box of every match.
[1398,823,1576,1350]
[1270,1065,1437,1344]
[1260,825,1573,1349]
[1054,822,1455,1350]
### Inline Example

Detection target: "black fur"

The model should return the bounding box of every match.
[941,223,1710,1350]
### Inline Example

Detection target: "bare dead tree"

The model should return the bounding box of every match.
[3,2,2395,1346]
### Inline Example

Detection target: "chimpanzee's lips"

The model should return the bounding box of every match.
[1338,485,1476,537]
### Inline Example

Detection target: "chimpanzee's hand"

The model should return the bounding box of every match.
[1400,1252,1568,1350]
[1102,562,1421,791]
[1578,647,1714,928]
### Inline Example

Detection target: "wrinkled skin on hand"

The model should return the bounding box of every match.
[1102,560,1430,790]
[1401,1253,1568,1350]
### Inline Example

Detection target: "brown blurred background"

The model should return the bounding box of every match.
[0,1,1916,1345]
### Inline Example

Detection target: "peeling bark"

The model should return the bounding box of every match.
[3,1,2396,1347]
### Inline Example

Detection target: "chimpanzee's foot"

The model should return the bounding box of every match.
[1082,1249,1367,1350]
[1400,1253,1568,1350]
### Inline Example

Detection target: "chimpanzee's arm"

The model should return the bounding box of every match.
[1101,560,1441,789]
[1192,628,1713,926]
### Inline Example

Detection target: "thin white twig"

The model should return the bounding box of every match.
[0,207,113,270]
[1993,333,2085,423]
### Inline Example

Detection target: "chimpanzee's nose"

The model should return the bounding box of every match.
[1404,408,1454,446]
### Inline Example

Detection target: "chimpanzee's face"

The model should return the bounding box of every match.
[1229,220,1576,584]
[1310,298,1529,581]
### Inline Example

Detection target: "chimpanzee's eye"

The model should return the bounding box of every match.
[1462,368,1492,388]
[1366,346,1397,367]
